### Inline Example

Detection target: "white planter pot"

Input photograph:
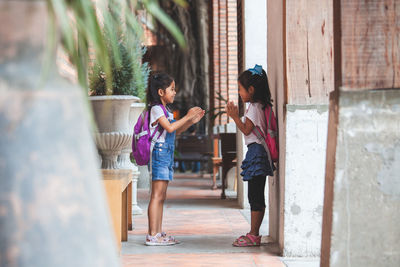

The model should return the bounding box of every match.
[90,95,139,169]
[129,102,146,124]
[95,132,131,169]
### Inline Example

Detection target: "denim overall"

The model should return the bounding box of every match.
[151,119,176,181]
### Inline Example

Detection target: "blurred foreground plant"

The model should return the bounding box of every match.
[46,0,186,92]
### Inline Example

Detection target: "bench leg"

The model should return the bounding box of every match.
[212,164,218,190]
[221,167,227,199]
[121,184,129,241]
[103,180,122,250]
[127,182,132,230]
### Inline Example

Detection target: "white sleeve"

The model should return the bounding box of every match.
[244,103,257,125]
[150,105,167,126]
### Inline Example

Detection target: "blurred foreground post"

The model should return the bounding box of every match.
[0,1,120,266]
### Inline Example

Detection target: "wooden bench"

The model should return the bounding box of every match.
[102,169,132,250]
[213,133,237,199]
[174,134,213,169]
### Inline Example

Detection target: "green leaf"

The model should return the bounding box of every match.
[211,106,226,110]
[172,0,188,8]
[215,91,228,103]
[210,111,226,122]
[46,0,180,95]
[48,0,74,54]
[41,5,57,86]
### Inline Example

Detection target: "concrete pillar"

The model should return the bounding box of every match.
[321,1,400,265]
[322,89,400,266]
[0,2,119,265]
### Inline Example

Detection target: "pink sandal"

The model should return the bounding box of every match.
[233,233,261,247]
[161,231,180,244]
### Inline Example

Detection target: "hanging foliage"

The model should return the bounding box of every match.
[46,0,186,93]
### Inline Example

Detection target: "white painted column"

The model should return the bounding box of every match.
[283,105,328,256]
[244,0,267,69]
[237,0,268,209]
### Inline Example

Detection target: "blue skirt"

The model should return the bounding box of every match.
[240,143,274,181]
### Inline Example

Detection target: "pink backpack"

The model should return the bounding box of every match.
[253,105,278,164]
[131,104,168,165]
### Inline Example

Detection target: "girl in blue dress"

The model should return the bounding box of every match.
[145,72,205,246]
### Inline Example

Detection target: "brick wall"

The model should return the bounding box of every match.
[211,0,239,126]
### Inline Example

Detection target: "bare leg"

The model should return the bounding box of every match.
[148,180,168,236]
[249,208,265,236]
[157,182,168,233]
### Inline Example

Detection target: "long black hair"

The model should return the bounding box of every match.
[146,72,174,108]
[238,69,272,109]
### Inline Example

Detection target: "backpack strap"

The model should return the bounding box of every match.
[159,104,169,118]
[252,105,274,166]
[150,104,170,144]
[265,105,277,138]
[137,112,150,139]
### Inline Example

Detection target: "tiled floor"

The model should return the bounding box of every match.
[123,253,284,267]
[122,174,318,267]
[121,174,282,266]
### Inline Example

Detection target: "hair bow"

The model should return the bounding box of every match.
[248,64,263,76]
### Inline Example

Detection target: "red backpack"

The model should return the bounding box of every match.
[253,105,278,164]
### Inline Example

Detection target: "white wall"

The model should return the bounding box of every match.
[284,105,328,256]
[244,0,267,69]
[236,131,249,209]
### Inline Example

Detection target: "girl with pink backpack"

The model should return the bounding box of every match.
[226,65,277,247]
[144,72,205,246]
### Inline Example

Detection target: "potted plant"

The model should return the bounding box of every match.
[0,0,185,265]
[89,21,150,214]
[89,27,150,169]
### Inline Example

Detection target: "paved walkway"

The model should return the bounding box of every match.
[122,175,319,267]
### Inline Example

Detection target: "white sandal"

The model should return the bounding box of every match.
[161,231,180,244]
[145,233,176,246]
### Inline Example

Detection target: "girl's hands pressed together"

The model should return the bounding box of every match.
[225,101,254,136]
[187,107,203,118]
[226,101,239,120]
[191,109,205,124]
[169,106,205,134]
[187,107,205,123]
[158,106,204,134]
